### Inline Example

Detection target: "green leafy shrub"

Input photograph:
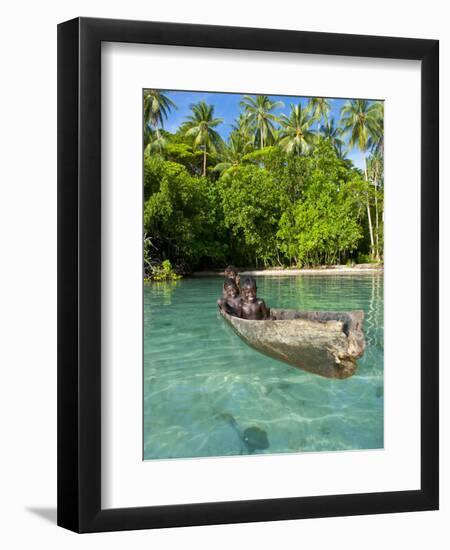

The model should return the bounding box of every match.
[145,260,182,282]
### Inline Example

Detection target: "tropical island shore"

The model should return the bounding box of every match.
[143,91,384,282]
[192,264,383,277]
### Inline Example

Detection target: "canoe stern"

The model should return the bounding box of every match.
[220,307,365,379]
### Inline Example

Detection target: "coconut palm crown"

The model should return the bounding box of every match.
[278,103,316,155]
[240,95,283,149]
[212,133,249,175]
[144,90,177,153]
[309,97,332,127]
[144,90,177,130]
[339,99,383,156]
[182,101,223,176]
[320,117,345,158]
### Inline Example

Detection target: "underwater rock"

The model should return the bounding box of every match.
[375,385,384,398]
[242,426,270,452]
[217,412,270,454]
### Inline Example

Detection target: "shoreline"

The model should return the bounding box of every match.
[191,264,383,277]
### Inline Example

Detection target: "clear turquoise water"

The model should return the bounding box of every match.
[144,274,383,460]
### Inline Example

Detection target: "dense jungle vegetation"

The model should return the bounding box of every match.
[143,91,384,279]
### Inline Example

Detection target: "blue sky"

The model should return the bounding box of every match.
[159,90,375,169]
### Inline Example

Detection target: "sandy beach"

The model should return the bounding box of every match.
[192,264,383,277]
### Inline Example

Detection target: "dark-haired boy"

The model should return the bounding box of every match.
[224,265,241,293]
[240,277,270,320]
[217,278,242,317]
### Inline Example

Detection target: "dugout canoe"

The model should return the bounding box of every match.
[219,307,365,379]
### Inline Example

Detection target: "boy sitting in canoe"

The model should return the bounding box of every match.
[240,277,270,320]
[224,265,241,293]
[217,278,242,317]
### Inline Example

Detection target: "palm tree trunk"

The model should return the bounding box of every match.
[203,144,207,177]
[156,127,162,154]
[363,155,375,260]
[374,177,380,261]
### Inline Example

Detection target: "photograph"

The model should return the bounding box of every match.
[143,89,384,460]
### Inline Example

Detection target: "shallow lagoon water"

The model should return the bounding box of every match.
[144,274,383,460]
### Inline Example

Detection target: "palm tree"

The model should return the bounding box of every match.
[278,103,316,155]
[212,133,248,175]
[143,123,153,149]
[231,113,255,150]
[367,149,384,260]
[320,117,345,158]
[143,90,177,149]
[182,101,223,176]
[340,99,383,259]
[240,95,283,149]
[309,97,331,132]
[368,101,384,156]
[367,103,384,259]
[144,125,167,153]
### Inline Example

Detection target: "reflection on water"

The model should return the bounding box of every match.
[144,274,384,460]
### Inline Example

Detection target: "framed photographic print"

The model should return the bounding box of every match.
[57,17,439,533]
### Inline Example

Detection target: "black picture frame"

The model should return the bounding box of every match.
[57,16,439,533]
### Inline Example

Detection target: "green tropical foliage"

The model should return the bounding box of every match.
[144,154,227,272]
[219,164,282,266]
[142,90,384,278]
[145,259,182,282]
[277,141,367,265]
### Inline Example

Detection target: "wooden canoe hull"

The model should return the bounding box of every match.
[220,308,365,379]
